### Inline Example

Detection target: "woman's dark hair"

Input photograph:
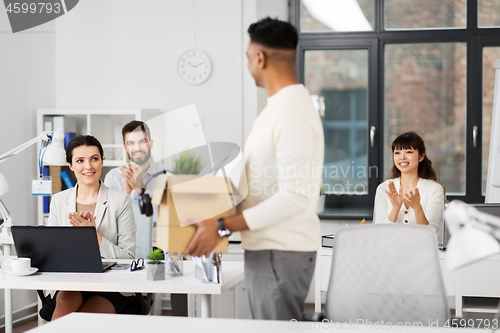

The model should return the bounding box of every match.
[66,135,104,164]
[390,132,441,183]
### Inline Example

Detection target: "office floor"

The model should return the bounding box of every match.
[0,316,37,333]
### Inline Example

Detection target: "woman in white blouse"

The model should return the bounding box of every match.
[373,132,445,231]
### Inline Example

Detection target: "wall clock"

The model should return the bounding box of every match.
[178,49,212,85]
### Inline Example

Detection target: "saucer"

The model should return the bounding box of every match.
[2,267,38,276]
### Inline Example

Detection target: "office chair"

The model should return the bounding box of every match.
[324,224,449,325]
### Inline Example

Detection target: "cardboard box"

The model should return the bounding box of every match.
[152,174,234,253]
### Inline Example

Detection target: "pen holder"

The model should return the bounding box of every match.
[166,252,183,277]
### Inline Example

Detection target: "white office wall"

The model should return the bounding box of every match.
[255,0,289,118]
[0,11,56,327]
[242,0,289,141]
[53,0,244,148]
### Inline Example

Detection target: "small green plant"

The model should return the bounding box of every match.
[172,151,205,174]
[320,184,328,196]
[147,249,164,265]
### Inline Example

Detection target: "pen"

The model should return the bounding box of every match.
[360,219,365,225]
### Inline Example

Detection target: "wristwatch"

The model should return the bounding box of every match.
[217,218,232,238]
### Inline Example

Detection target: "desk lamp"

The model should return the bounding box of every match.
[445,200,500,271]
[445,200,500,332]
[0,131,67,235]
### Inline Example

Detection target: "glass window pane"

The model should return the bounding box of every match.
[478,0,500,28]
[384,43,467,195]
[384,0,466,30]
[305,49,369,195]
[300,0,374,32]
[482,47,500,194]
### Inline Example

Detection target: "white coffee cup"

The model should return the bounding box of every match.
[11,258,31,272]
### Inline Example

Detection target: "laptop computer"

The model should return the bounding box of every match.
[11,226,116,273]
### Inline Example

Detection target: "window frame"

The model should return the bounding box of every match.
[298,39,379,209]
[290,0,499,212]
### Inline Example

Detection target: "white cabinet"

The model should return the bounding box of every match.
[37,109,142,167]
[461,259,500,297]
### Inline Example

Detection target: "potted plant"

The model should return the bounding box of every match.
[316,184,327,214]
[172,151,205,174]
[146,249,165,281]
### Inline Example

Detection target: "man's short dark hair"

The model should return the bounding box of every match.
[247,17,298,50]
[122,120,151,143]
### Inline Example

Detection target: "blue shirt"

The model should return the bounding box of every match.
[104,159,171,224]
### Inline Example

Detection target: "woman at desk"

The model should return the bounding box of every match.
[47,135,136,320]
[373,132,445,231]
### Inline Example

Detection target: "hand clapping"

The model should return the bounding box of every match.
[68,210,102,245]
[120,163,145,193]
[68,210,96,228]
[403,188,421,211]
[385,181,403,209]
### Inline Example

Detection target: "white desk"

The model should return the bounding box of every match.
[0,233,14,333]
[0,260,244,333]
[315,247,500,317]
[27,312,485,333]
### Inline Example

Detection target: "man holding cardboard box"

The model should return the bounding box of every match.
[184,17,324,321]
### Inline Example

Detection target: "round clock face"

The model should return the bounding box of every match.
[178,50,212,85]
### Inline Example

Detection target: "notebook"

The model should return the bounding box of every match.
[12,226,117,273]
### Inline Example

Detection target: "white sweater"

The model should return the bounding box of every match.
[238,84,325,251]
[373,178,445,232]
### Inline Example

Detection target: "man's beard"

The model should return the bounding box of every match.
[128,149,151,165]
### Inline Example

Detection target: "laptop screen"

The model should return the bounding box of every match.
[12,226,104,273]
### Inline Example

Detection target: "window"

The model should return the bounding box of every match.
[478,0,500,28]
[291,0,499,212]
[384,43,467,195]
[384,0,466,30]
[482,47,500,194]
[300,0,375,32]
[305,49,369,194]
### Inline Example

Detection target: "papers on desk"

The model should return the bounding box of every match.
[192,253,223,283]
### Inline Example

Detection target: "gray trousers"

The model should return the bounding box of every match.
[244,250,316,321]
